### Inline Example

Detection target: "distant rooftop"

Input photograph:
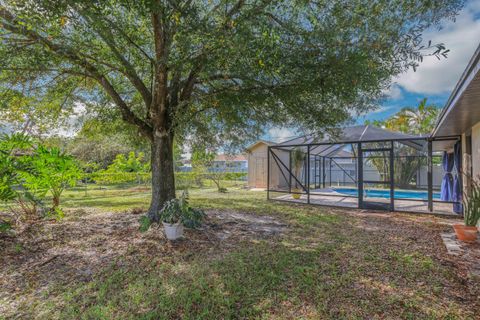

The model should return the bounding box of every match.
[214,154,247,162]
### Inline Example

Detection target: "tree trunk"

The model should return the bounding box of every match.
[148,131,176,222]
[52,195,60,209]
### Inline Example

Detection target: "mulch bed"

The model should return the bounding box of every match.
[0,208,288,317]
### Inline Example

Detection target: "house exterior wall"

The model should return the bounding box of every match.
[472,122,480,179]
[210,160,248,172]
[416,165,443,189]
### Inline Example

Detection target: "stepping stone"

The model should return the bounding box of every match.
[441,233,463,256]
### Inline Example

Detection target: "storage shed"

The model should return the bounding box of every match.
[246,140,275,188]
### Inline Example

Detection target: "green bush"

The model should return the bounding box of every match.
[138,216,152,232]
[224,172,247,181]
[22,146,82,212]
[157,191,205,228]
[92,152,150,185]
[0,133,82,221]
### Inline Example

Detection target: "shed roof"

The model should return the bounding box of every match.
[245,139,275,151]
[214,154,247,162]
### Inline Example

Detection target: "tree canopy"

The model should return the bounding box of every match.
[367,98,440,135]
[0,0,464,216]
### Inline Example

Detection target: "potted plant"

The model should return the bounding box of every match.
[454,176,480,242]
[291,148,306,199]
[159,191,205,240]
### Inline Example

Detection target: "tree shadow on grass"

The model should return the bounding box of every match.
[56,238,476,320]
[2,201,478,319]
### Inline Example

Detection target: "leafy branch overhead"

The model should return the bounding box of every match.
[0,0,464,215]
[0,0,461,143]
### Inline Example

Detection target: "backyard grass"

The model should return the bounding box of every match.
[1,185,479,319]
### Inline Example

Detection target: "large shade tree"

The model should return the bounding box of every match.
[0,0,462,220]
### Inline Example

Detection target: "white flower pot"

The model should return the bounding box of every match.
[162,222,184,240]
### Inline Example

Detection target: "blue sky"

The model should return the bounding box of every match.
[265,0,480,143]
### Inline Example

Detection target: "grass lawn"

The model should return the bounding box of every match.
[1,185,479,319]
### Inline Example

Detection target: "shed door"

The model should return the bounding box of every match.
[255,158,265,187]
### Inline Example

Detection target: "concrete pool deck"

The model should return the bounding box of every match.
[271,188,457,216]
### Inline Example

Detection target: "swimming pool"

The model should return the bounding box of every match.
[332,188,441,200]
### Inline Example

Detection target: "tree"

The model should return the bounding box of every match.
[381,98,440,135]
[367,98,440,188]
[93,151,150,184]
[0,133,39,216]
[0,133,81,221]
[190,147,224,191]
[22,146,82,211]
[0,0,462,220]
[68,118,150,169]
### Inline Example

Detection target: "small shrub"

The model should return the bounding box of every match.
[0,220,11,233]
[218,187,228,193]
[138,216,152,232]
[45,207,65,222]
[158,191,205,228]
[159,198,183,224]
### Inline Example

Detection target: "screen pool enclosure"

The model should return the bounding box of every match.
[267,125,461,215]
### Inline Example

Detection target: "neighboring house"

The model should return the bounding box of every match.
[432,43,480,187]
[210,154,248,173]
[177,159,192,172]
[177,154,248,173]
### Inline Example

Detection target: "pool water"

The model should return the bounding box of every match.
[333,187,441,200]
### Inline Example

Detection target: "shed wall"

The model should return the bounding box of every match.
[247,143,268,188]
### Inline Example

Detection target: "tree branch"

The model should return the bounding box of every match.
[0,8,153,140]
[102,16,154,64]
[81,12,153,108]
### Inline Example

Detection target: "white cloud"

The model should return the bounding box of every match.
[268,127,296,142]
[383,85,403,100]
[49,102,87,137]
[394,1,480,94]
[371,105,395,114]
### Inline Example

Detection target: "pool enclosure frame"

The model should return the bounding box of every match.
[266,131,462,214]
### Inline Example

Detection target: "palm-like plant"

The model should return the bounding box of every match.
[368,99,440,188]
[403,98,440,134]
[383,98,439,135]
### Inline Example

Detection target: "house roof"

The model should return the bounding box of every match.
[214,154,247,162]
[432,43,480,137]
[275,125,426,155]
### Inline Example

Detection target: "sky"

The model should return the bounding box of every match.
[265,0,480,143]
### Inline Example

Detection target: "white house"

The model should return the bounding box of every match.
[432,43,480,188]
[210,154,248,173]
